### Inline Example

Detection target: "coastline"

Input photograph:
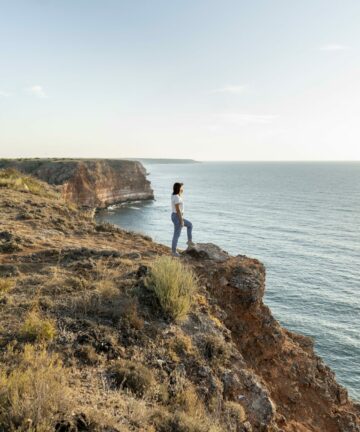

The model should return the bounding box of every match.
[1,169,359,430]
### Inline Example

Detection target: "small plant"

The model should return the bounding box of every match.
[74,345,100,365]
[171,385,205,418]
[223,401,246,430]
[108,360,155,397]
[123,299,144,330]
[0,278,14,298]
[20,309,57,342]
[172,333,194,356]
[94,278,119,300]
[151,410,220,432]
[0,344,68,430]
[202,334,230,366]
[166,333,195,363]
[145,256,198,321]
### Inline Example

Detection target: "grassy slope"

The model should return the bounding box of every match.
[0,171,240,432]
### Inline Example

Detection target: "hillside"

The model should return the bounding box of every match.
[0,169,359,432]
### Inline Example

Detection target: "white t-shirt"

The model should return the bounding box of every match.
[171,194,184,213]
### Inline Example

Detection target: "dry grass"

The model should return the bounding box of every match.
[223,401,246,429]
[0,168,58,199]
[20,309,57,343]
[171,385,205,418]
[108,360,155,397]
[122,298,144,330]
[0,278,15,299]
[202,334,230,367]
[0,344,69,431]
[145,256,198,321]
[94,278,119,300]
[70,259,123,318]
[151,409,223,432]
[166,333,196,363]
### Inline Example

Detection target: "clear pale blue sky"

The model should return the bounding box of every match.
[1,0,359,160]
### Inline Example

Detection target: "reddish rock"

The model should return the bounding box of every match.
[0,158,154,208]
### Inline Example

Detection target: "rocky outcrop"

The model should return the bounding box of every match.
[0,158,154,208]
[184,243,360,432]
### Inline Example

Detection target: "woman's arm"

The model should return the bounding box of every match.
[175,203,184,226]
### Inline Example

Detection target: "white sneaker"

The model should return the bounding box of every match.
[172,252,180,257]
[186,240,196,248]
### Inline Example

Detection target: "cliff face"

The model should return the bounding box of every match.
[0,158,154,208]
[0,171,359,432]
[187,245,360,431]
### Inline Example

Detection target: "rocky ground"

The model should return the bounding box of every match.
[0,171,360,432]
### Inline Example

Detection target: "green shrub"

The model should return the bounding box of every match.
[20,310,57,342]
[0,344,68,430]
[108,360,155,397]
[145,256,198,321]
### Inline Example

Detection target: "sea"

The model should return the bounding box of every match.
[96,161,360,401]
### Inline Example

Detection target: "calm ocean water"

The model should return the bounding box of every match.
[96,162,360,400]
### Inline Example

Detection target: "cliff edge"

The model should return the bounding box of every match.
[0,158,154,208]
[0,170,359,432]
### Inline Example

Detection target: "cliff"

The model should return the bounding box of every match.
[0,158,154,208]
[0,170,359,432]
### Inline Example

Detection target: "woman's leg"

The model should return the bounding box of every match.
[183,218,193,241]
[171,213,182,253]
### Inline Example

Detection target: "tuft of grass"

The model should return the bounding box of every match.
[108,360,155,397]
[145,256,198,321]
[171,385,205,418]
[223,401,246,429]
[0,278,14,299]
[123,299,144,330]
[74,345,100,366]
[202,334,230,367]
[0,344,69,431]
[151,409,222,432]
[20,309,57,343]
[0,168,58,198]
[94,278,119,300]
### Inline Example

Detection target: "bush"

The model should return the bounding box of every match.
[0,344,68,431]
[0,278,14,298]
[108,360,155,397]
[202,334,230,366]
[20,310,57,342]
[223,401,246,430]
[145,256,198,321]
[151,410,221,432]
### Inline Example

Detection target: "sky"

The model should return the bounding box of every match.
[1,0,360,161]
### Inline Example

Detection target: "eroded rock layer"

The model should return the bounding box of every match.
[0,158,154,208]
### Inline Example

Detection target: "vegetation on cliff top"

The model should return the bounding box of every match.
[0,168,59,199]
[0,169,359,432]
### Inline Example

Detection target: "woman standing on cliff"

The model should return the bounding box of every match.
[171,182,195,257]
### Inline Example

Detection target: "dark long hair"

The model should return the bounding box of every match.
[172,182,183,195]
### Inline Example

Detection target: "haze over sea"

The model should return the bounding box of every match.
[96,161,360,400]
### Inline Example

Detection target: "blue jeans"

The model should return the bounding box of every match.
[171,212,193,253]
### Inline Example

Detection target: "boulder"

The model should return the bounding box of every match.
[185,242,230,262]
